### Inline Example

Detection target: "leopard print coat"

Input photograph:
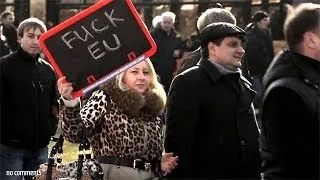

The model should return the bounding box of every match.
[59,80,164,162]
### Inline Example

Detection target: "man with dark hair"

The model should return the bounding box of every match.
[165,22,261,179]
[178,8,237,74]
[0,11,18,52]
[260,3,320,179]
[0,18,58,180]
[242,11,274,110]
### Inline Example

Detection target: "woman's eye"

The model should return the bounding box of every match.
[143,71,149,75]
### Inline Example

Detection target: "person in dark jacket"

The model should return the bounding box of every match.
[0,11,18,52]
[260,3,320,179]
[165,22,261,179]
[0,18,58,180]
[242,11,274,108]
[0,26,10,58]
[150,11,184,93]
[178,7,237,74]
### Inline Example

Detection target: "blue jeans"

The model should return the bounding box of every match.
[0,144,48,180]
[252,75,263,109]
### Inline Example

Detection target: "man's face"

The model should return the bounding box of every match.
[209,36,245,71]
[257,17,269,30]
[19,27,44,57]
[160,17,174,32]
[2,14,15,27]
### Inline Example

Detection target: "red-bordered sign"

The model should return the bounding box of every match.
[40,0,157,98]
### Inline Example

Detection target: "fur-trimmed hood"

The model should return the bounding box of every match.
[99,79,165,119]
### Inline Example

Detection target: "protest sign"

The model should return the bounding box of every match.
[40,0,156,97]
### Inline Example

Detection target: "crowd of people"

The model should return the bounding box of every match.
[0,2,319,180]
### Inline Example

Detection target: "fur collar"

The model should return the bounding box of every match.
[100,79,164,119]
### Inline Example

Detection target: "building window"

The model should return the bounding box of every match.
[0,0,15,13]
[59,8,81,22]
[60,0,85,3]
[252,0,262,5]
[178,4,198,40]
[85,0,100,3]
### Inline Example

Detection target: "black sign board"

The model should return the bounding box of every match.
[39,0,156,98]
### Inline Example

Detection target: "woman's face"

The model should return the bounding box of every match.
[123,61,151,94]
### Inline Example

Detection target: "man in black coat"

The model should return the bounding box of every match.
[0,11,19,52]
[0,18,58,180]
[260,3,320,179]
[177,7,237,74]
[150,11,183,93]
[242,11,274,108]
[0,28,10,58]
[165,22,261,179]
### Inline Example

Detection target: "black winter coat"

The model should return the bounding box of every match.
[0,38,10,58]
[260,50,320,179]
[0,48,58,148]
[165,58,261,179]
[1,25,18,52]
[150,27,183,93]
[243,23,274,77]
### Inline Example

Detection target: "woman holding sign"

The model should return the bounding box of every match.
[57,58,177,179]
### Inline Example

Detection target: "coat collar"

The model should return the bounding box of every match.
[246,22,270,37]
[198,58,241,82]
[17,47,40,62]
[198,58,255,95]
[99,79,164,119]
[154,26,177,37]
[198,58,223,82]
[292,52,320,87]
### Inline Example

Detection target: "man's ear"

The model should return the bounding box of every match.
[208,42,216,56]
[304,31,319,49]
[17,36,21,43]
